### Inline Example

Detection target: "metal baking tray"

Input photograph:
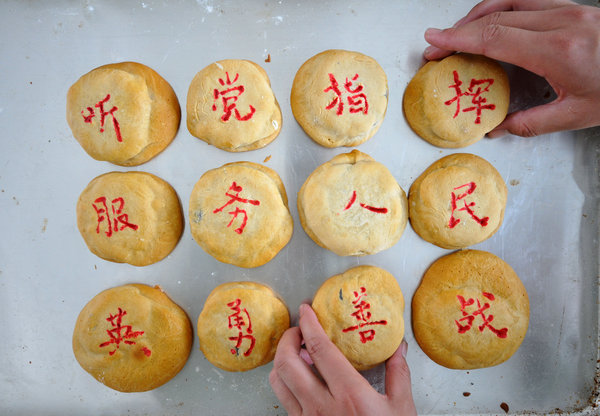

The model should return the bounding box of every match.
[1,1,598,414]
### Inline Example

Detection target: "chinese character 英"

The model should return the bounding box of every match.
[98,307,149,356]
[213,182,260,234]
[342,287,387,343]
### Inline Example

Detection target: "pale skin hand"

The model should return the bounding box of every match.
[423,0,600,137]
[269,304,417,416]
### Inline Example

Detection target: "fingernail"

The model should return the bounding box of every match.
[400,340,408,357]
[487,129,508,139]
[425,28,442,38]
[299,303,309,317]
[424,45,436,58]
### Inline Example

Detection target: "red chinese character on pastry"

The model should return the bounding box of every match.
[98,307,149,356]
[448,182,489,228]
[445,70,496,124]
[213,182,260,234]
[324,73,369,116]
[81,94,123,142]
[455,292,508,338]
[342,287,387,343]
[92,196,139,237]
[212,72,256,122]
[343,190,388,214]
[227,298,256,357]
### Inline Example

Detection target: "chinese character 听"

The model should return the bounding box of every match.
[81,94,123,142]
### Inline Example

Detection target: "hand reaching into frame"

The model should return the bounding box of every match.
[269,304,417,416]
[423,0,600,138]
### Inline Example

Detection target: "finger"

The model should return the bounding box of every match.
[299,304,369,394]
[488,97,590,137]
[269,368,302,416]
[423,0,573,60]
[272,326,329,404]
[424,23,548,75]
[385,340,414,404]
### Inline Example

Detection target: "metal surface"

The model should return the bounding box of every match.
[0,1,598,415]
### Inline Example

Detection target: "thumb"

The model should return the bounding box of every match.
[489,98,585,138]
[385,340,416,414]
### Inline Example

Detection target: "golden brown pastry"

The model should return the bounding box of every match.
[312,265,405,371]
[412,250,529,369]
[197,281,289,372]
[76,171,183,267]
[67,61,180,166]
[298,150,407,256]
[187,60,282,152]
[189,161,293,268]
[72,284,193,392]
[291,49,388,147]
[408,153,507,249]
[403,53,509,148]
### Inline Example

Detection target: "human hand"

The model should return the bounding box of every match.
[269,303,417,416]
[423,0,600,137]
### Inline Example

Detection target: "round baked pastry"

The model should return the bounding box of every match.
[408,153,507,249]
[77,171,183,266]
[403,53,509,148]
[312,265,405,371]
[197,281,289,372]
[412,250,529,369]
[298,150,408,256]
[189,161,293,268]
[72,284,193,392]
[291,49,388,148]
[186,59,282,152]
[67,61,180,166]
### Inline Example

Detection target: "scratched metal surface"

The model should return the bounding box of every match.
[0,0,598,415]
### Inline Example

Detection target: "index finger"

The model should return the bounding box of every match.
[299,304,371,394]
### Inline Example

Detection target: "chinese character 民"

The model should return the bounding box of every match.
[342,287,387,343]
[212,72,256,122]
[343,190,388,214]
[448,182,489,228]
[444,70,496,124]
[455,292,508,338]
[213,182,260,234]
[81,94,123,142]
[227,298,256,357]
[324,73,369,116]
[92,196,139,238]
[98,307,149,356]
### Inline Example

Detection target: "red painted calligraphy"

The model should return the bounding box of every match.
[455,292,508,338]
[324,73,369,116]
[342,287,387,343]
[212,72,256,122]
[444,70,496,124]
[213,182,260,234]
[448,182,489,228]
[227,298,256,357]
[81,94,123,142]
[343,190,388,214]
[98,308,149,356]
[92,196,139,237]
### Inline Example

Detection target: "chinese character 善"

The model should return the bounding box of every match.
[342,287,387,343]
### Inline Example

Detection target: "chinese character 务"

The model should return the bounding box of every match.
[92,196,139,238]
[98,307,149,356]
[342,287,387,343]
[444,70,496,124]
[343,190,388,214]
[448,182,489,228]
[455,292,508,338]
[81,94,123,142]
[227,298,256,357]
[213,182,260,234]
[212,72,256,122]
[324,73,369,116]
